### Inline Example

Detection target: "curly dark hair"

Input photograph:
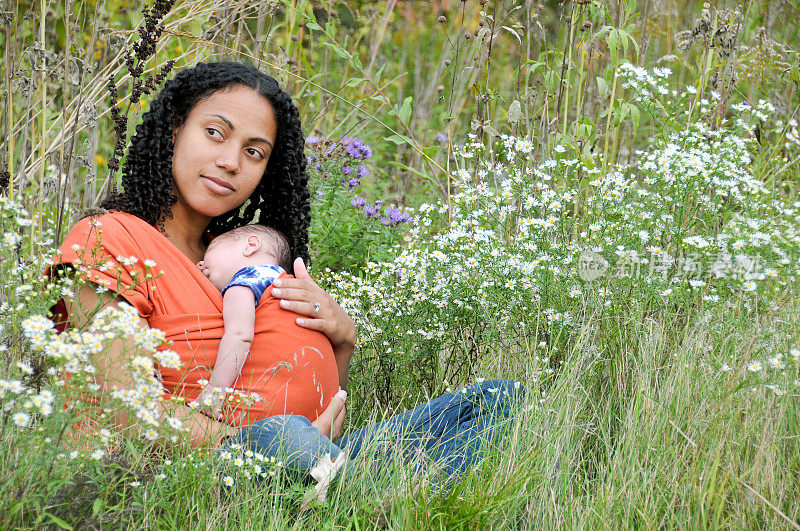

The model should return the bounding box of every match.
[102,61,310,265]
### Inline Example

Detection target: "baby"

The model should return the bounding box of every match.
[197,224,347,503]
[196,224,292,416]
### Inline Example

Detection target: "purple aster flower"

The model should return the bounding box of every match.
[364,203,381,217]
[359,145,373,159]
[316,190,325,197]
[306,135,320,146]
[348,178,361,187]
[341,136,361,149]
[345,139,364,158]
[435,132,447,144]
[307,155,317,164]
[351,196,367,208]
[357,163,369,178]
[380,217,392,226]
[341,165,354,175]
[384,206,413,225]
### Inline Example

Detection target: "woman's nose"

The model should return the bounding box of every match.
[216,146,241,174]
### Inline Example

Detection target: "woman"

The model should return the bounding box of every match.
[54,62,523,481]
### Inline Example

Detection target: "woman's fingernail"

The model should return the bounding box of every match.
[296,318,305,326]
[335,390,347,400]
[273,279,282,287]
[272,288,282,296]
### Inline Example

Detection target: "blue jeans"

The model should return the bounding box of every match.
[227,414,343,473]
[227,379,525,481]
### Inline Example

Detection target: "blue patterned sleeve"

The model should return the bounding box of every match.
[221,265,285,305]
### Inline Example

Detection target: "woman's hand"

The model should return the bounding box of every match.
[312,389,347,441]
[272,258,356,350]
[272,258,356,389]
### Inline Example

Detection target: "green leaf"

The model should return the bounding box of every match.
[596,76,609,99]
[790,65,799,83]
[606,29,619,58]
[322,42,351,60]
[345,77,367,88]
[383,134,412,145]
[398,96,413,124]
[629,104,640,134]
[305,21,322,31]
[44,513,72,530]
[502,25,522,45]
[374,64,386,85]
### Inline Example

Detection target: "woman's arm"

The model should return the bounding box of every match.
[66,283,237,448]
[271,258,356,390]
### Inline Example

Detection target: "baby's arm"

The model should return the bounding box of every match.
[197,286,256,418]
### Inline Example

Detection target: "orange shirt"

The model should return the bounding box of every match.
[51,211,339,425]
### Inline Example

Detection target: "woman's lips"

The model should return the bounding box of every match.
[201,176,235,196]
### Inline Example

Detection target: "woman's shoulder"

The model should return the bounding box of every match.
[58,210,164,264]
[62,210,156,244]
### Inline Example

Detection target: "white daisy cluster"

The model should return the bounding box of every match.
[617,62,673,101]
[733,347,800,396]
[321,96,800,389]
[584,114,799,299]
[18,304,186,442]
[0,197,62,328]
[215,443,283,482]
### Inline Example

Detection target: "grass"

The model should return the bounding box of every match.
[1,0,800,528]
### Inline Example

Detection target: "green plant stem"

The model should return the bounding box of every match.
[561,3,579,138]
[4,15,13,198]
[33,0,47,260]
[572,41,587,141]
[602,65,619,172]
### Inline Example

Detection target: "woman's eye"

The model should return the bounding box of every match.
[206,128,223,139]
[246,148,265,160]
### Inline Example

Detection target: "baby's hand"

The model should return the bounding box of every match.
[196,387,224,420]
[196,261,211,278]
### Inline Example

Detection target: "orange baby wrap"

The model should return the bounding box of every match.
[52,211,339,425]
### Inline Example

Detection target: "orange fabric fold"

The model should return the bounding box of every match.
[51,211,339,425]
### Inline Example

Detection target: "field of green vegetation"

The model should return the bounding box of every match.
[1,0,799,527]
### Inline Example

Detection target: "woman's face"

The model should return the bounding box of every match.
[171,85,278,224]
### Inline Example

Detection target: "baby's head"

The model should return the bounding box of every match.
[198,224,291,291]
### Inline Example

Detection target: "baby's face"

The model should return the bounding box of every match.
[197,235,280,291]
[197,237,247,291]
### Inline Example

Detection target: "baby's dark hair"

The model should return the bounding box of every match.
[213,224,292,271]
[101,61,310,269]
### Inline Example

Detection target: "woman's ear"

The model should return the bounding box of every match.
[242,235,262,256]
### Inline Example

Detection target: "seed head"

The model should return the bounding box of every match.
[438,15,446,23]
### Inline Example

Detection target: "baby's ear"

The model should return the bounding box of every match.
[242,235,262,256]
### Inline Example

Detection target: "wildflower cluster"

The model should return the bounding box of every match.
[323,96,800,405]
[307,136,413,272]
[214,442,284,484]
[306,135,373,188]
[19,303,187,443]
[349,197,414,227]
